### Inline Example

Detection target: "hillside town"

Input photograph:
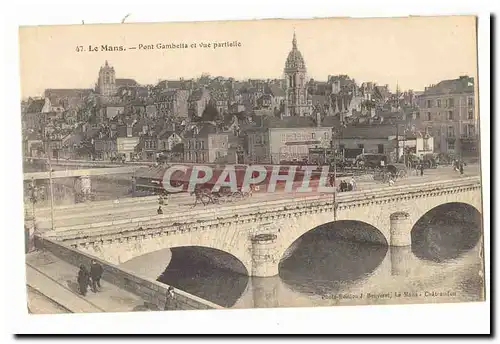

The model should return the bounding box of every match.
[21,33,478,166]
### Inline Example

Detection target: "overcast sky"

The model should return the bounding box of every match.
[19,16,477,98]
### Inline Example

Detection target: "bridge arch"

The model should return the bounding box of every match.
[278,219,388,265]
[410,202,482,262]
[79,225,255,277]
[278,221,389,295]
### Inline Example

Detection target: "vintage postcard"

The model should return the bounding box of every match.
[20,15,484,315]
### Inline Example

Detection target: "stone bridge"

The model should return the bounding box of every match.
[43,176,482,278]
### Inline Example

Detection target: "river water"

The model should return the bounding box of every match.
[157,207,484,309]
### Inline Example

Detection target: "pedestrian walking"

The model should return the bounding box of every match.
[340,180,345,192]
[388,178,395,187]
[420,164,424,177]
[164,286,176,310]
[460,162,464,175]
[349,177,356,191]
[157,206,163,215]
[90,259,104,293]
[77,264,90,296]
[329,173,335,188]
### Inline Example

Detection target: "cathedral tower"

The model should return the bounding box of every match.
[284,32,311,117]
[97,60,116,97]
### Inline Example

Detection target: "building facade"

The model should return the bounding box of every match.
[155,89,190,118]
[188,88,211,119]
[184,123,229,163]
[418,76,477,157]
[247,126,331,164]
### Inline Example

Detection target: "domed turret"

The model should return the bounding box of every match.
[285,32,306,71]
[283,32,311,117]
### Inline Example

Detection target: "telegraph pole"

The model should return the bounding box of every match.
[43,115,55,230]
[47,149,55,230]
[331,126,337,221]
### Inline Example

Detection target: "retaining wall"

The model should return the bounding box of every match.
[34,236,223,311]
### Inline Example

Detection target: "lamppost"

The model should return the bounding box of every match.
[28,178,38,221]
[330,126,337,220]
[330,116,346,221]
[42,118,56,231]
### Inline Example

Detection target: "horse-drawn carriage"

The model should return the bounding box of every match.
[164,166,258,207]
[376,163,408,183]
[191,184,256,207]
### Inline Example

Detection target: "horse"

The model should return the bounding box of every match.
[190,187,214,207]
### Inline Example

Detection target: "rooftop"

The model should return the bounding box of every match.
[421,76,474,96]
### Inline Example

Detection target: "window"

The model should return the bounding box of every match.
[448,111,453,120]
[377,144,384,154]
[311,133,316,139]
[464,124,475,137]
[426,100,432,108]
[200,141,204,150]
[468,97,474,107]
[427,112,431,121]
[437,99,441,108]
[448,98,454,108]
[358,144,364,149]
[447,141,455,151]
[468,110,474,120]
[447,126,455,137]
[423,138,430,151]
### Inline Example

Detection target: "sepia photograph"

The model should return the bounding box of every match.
[18,14,485,320]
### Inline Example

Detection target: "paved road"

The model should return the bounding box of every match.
[32,164,480,230]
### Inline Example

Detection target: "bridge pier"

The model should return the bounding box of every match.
[251,276,280,308]
[390,246,415,276]
[250,233,279,277]
[390,212,412,247]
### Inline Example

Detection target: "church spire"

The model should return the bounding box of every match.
[105,60,109,67]
[292,30,297,49]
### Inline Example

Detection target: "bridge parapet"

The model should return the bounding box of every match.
[47,177,481,247]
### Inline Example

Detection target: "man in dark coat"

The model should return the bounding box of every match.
[90,259,104,293]
[77,264,90,296]
[164,286,176,310]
